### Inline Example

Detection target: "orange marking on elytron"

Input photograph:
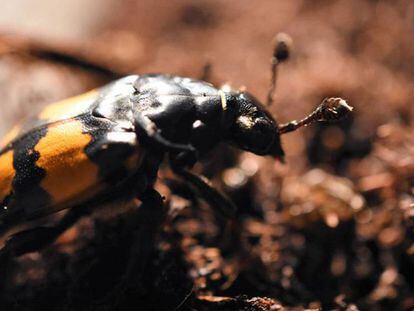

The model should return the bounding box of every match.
[34,120,99,206]
[38,90,98,121]
[0,125,20,149]
[0,150,15,203]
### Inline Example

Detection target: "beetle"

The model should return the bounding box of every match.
[0,35,352,272]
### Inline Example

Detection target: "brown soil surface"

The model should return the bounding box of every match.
[0,1,413,310]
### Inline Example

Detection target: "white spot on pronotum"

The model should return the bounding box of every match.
[193,120,203,128]
[3,206,7,210]
[218,90,227,111]
[106,132,137,145]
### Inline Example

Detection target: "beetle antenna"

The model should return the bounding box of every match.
[266,33,292,107]
[278,97,353,134]
[200,62,212,81]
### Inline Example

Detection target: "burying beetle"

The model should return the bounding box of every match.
[0,33,352,284]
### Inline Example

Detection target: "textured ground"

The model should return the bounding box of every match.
[0,1,414,310]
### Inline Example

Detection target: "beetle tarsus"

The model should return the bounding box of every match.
[266,32,292,107]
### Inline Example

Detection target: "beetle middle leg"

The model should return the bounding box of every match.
[124,188,166,278]
[169,153,236,219]
[98,188,166,307]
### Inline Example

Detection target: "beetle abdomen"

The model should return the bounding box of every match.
[0,115,141,225]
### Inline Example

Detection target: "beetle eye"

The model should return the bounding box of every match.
[252,119,275,150]
[254,119,271,134]
[233,116,276,155]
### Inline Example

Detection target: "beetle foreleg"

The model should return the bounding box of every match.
[134,113,197,155]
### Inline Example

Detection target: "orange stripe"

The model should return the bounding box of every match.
[38,90,98,121]
[35,120,99,206]
[0,150,15,203]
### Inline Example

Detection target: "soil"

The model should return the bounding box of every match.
[0,1,413,310]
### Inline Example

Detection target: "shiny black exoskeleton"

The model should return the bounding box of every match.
[130,74,284,162]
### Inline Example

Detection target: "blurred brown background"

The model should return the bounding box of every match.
[2,0,414,166]
[1,1,414,310]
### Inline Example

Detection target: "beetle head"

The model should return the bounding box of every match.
[221,33,352,161]
[224,92,352,160]
[226,91,284,159]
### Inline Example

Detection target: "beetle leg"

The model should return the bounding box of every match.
[100,188,166,306]
[127,188,165,276]
[199,62,212,81]
[170,155,236,218]
[134,113,198,155]
[0,207,88,259]
[0,207,89,293]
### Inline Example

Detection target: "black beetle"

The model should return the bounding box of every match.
[0,34,352,284]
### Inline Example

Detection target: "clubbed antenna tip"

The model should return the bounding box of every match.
[273,32,292,63]
[278,97,353,134]
[314,97,353,121]
[266,32,293,107]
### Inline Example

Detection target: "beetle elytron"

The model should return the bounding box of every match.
[0,34,352,263]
